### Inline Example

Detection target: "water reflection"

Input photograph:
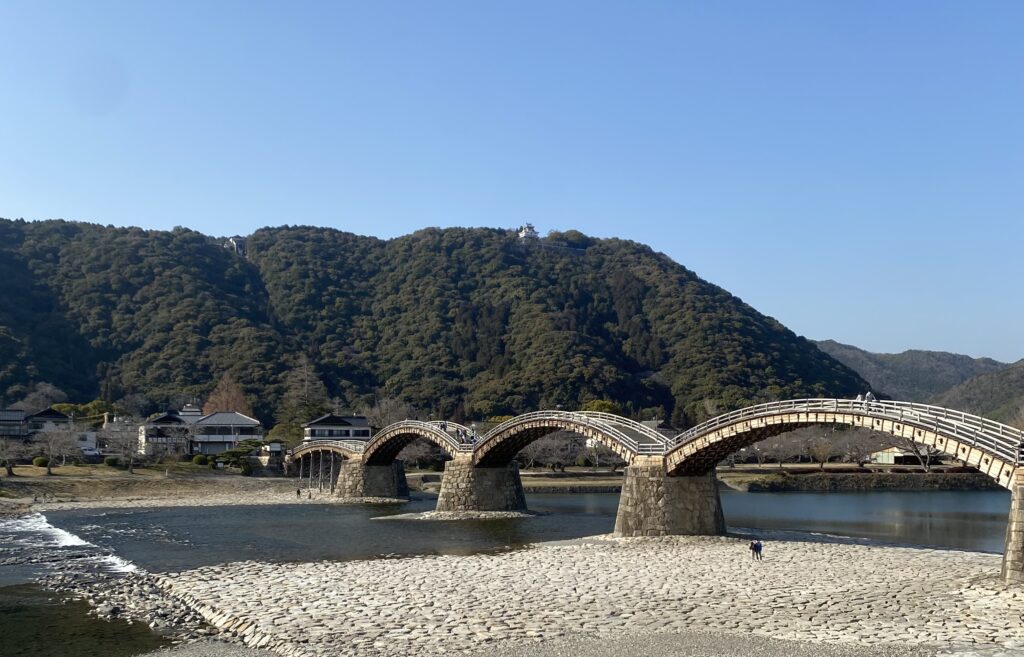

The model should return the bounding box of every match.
[719,490,1010,553]
[42,489,1012,574]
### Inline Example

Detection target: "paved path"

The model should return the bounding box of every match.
[156,535,1024,657]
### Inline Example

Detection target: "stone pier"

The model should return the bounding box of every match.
[335,459,409,499]
[1002,471,1024,583]
[435,456,527,512]
[614,459,725,537]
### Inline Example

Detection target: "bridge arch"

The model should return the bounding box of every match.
[290,439,364,462]
[472,411,665,467]
[362,420,471,466]
[665,399,1022,489]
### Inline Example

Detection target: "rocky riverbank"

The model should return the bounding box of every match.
[0,474,412,513]
[39,571,216,643]
[126,533,1023,657]
[374,509,536,520]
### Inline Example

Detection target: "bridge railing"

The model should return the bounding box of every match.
[574,411,671,448]
[481,410,662,455]
[670,398,1024,466]
[379,420,477,452]
[289,439,368,457]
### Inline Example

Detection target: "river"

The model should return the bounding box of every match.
[0,488,1012,657]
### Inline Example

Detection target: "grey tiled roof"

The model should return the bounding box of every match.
[303,414,369,428]
[196,411,262,427]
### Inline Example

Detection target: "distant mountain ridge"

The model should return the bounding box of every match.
[814,340,1007,402]
[931,361,1024,426]
[0,218,867,426]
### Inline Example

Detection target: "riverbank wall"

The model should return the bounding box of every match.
[721,471,1003,492]
[410,470,1002,495]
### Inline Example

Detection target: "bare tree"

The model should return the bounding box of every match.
[362,397,419,429]
[757,440,789,468]
[0,438,32,477]
[516,432,584,471]
[517,439,544,469]
[396,440,446,469]
[10,383,68,415]
[101,418,142,474]
[805,435,834,471]
[146,422,195,462]
[890,436,941,472]
[204,373,253,416]
[33,425,81,475]
[746,442,767,466]
[836,430,887,467]
[583,441,624,471]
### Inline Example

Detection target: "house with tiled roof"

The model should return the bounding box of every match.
[191,411,263,455]
[302,414,372,441]
[137,405,263,456]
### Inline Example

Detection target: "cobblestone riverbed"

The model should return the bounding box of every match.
[143,534,1024,657]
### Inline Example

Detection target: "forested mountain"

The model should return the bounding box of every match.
[931,361,1024,426]
[814,340,1007,402]
[1,219,866,427]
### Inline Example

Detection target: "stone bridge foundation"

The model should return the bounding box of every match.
[614,461,725,537]
[435,456,527,512]
[335,459,409,499]
[1002,472,1024,583]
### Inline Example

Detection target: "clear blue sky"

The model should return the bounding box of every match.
[2,1,1021,361]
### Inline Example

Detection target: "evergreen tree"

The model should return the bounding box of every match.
[0,219,868,425]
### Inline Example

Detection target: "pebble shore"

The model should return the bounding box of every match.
[32,491,402,512]
[138,535,1023,657]
[41,571,215,643]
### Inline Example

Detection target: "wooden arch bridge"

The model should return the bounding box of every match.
[286,399,1024,582]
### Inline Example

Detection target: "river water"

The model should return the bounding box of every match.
[0,488,1012,656]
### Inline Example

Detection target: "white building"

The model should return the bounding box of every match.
[138,405,263,456]
[26,408,71,435]
[302,414,372,441]
[137,408,199,456]
[191,411,263,455]
[0,409,26,439]
[517,223,539,241]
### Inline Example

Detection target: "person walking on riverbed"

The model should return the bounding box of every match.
[749,539,763,561]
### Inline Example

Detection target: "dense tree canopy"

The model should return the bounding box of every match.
[0,219,866,426]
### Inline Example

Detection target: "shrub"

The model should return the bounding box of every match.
[192,454,208,466]
[32,457,49,468]
[104,456,120,467]
[239,460,253,476]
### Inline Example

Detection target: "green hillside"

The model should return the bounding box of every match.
[930,361,1024,426]
[814,339,1007,402]
[1,219,867,426]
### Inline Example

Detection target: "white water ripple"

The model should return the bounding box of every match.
[0,513,138,574]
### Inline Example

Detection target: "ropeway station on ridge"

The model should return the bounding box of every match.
[286,398,1024,583]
